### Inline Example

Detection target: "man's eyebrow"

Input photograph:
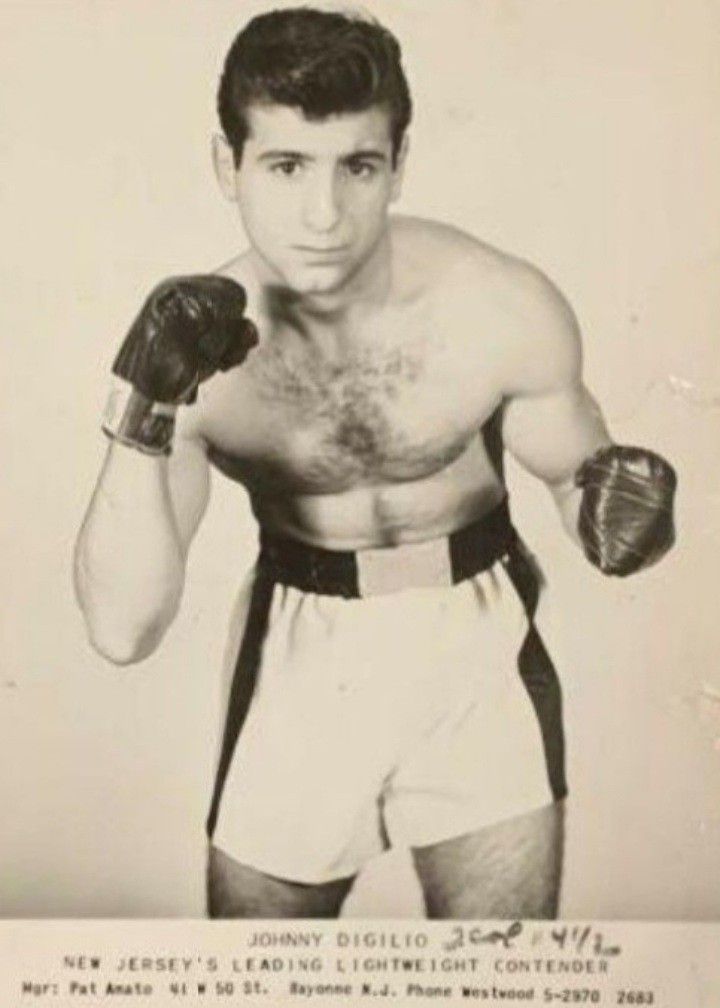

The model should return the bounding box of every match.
[343,150,387,162]
[257,150,314,162]
[256,149,389,163]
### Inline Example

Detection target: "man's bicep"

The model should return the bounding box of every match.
[501,382,611,486]
[497,262,612,486]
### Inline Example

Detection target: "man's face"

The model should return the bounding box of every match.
[227,103,405,296]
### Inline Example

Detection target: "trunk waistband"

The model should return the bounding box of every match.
[258,498,517,598]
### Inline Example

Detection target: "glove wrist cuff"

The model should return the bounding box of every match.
[101,376,177,456]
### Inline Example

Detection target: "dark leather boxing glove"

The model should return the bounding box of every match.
[102,275,258,454]
[575,445,677,576]
[112,275,257,403]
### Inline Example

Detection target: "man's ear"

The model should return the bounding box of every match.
[390,133,410,202]
[212,133,239,201]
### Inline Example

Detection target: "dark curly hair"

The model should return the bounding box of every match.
[217,7,412,166]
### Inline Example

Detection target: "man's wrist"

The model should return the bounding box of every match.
[101,376,177,456]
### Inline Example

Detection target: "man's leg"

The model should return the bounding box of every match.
[207,845,356,919]
[411,800,565,919]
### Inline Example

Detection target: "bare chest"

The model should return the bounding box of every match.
[204,317,498,493]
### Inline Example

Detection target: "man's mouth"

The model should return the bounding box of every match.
[293,244,350,254]
[292,245,352,267]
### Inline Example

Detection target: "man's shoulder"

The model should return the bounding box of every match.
[391,216,582,392]
[390,215,505,286]
[391,216,563,307]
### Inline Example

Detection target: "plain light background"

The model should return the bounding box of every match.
[1,0,718,918]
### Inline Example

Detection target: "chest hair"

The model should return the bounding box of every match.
[252,334,429,470]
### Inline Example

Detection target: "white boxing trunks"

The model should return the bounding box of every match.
[206,500,566,884]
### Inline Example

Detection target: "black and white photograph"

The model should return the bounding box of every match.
[1,0,718,943]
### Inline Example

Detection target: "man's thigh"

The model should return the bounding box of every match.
[207,845,356,919]
[411,800,565,919]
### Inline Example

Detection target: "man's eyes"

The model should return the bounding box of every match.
[269,160,302,177]
[345,160,379,179]
[267,160,379,179]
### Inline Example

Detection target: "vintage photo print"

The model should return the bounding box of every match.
[1,0,718,951]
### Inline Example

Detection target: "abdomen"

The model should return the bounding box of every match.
[251,433,506,549]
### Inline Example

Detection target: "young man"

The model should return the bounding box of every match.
[74,8,676,919]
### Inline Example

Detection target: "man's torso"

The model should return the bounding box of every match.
[193,217,532,549]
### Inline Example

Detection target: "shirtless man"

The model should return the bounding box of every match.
[74,8,676,919]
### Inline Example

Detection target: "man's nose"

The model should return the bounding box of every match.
[302,170,342,233]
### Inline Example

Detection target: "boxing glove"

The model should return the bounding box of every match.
[575,445,677,576]
[101,275,257,454]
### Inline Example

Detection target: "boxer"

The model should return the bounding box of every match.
[74,8,676,919]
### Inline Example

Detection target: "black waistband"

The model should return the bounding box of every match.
[257,498,517,598]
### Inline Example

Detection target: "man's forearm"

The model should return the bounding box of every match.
[75,273,253,663]
[74,443,187,665]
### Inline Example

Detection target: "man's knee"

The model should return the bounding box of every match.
[206,845,355,919]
